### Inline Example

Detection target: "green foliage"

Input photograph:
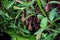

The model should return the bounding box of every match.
[34,18,48,40]
[49,8,57,21]
[36,0,46,17]
[6,0,15,9]
[41,0,47,7]
[5,30,35,40]
[0,10,12,19]
[40,18,48,29]
[0,0,60,40]
[48,1,60,4]
[37,14,44,19]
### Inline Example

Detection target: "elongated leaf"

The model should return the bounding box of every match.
[41,0,47,7]
[0,10,5,16]
[49,8,57,21]
[48,1,60,4]
[36,0,46,16]
[37,14,44,19]
[6,0,15,9]
[34,29,44,40]
[34,18,48,35]
[0,10,12,19]
[5,30,35,40]
[13,6,26,10]
[21,29,30,34]
[34,29,44,35]
[40,18,48,29]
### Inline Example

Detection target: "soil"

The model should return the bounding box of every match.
[0,32,11,40]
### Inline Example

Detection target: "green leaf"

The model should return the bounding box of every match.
[6,0,15,9]
[48,1,60,4]
[34,29,44,40]
[36,0,46,17]
[41,0,47,7]
[21,29,30,34]
[42,33,48,40]
[0,10,12,19]
[54,17,60,22]
[37,14,44,19]
[34,18,48,35]
[34,18,48,39]
[34,29,44,35]
[5,30,35,40]
[49,8,57,21]
[40,18,48,29]
[9,23,17,29]
[13,6,26,10]
[0,10,5,16]
[5,13,12,19]
[12,37,16,40]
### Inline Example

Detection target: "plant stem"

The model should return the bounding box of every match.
[53,18,60,22]
[36,0,47,17]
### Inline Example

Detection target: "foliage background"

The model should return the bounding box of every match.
[0,0,60,40]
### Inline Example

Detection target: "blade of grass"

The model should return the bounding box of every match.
[6,0,15,9]
[36,0,47,17]
[48,1,60,4]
